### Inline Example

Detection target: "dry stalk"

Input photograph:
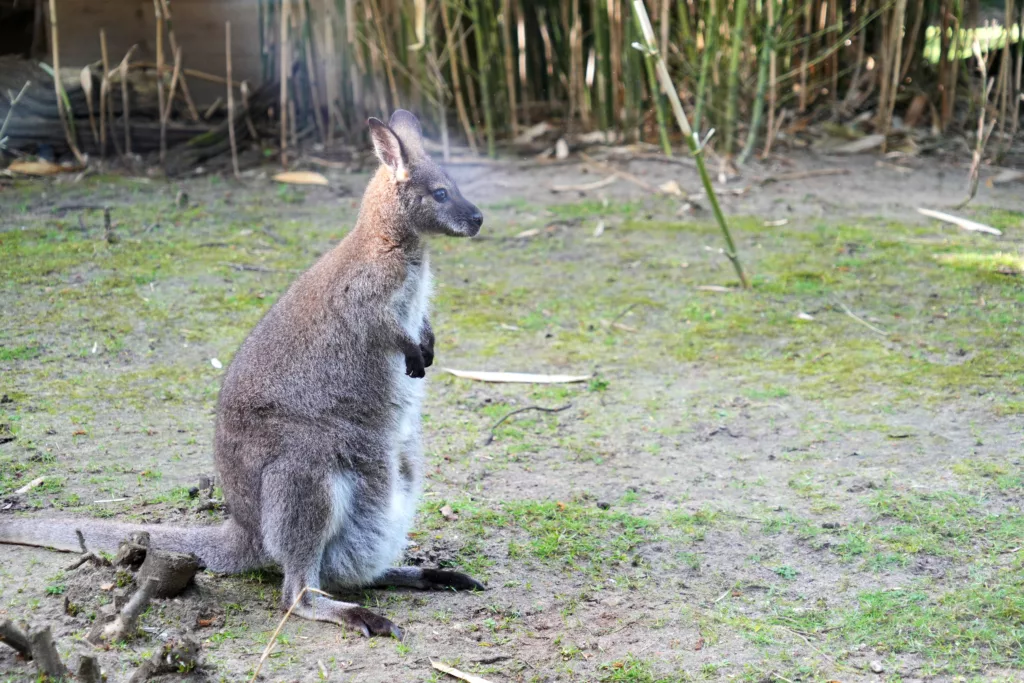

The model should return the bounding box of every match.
[157,0,200,120]
[226,21,240,179]
[279,0,290,167]
[163,47,182,122]
[440,1,478,153]
[47,0,86,164]
[957,42,996,209]
[0,81,31,150]
[249,587,332,683]
[154,0,166,162]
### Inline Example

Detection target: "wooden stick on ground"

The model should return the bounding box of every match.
[48,0,86,164]
[226,21,240,178]
[87,577,160,644]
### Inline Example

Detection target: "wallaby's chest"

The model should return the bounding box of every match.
[392,256,432,338]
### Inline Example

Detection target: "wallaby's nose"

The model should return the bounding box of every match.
[470,211,484,228]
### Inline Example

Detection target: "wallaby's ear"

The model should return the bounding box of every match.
[387,110,425,159]
[368,117,410,182]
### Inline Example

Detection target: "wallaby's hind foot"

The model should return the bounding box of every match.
[373,566,486,592]
[289,593,403,640]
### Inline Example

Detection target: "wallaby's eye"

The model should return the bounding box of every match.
[431,189,449,203]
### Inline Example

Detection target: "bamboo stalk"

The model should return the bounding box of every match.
[154,0,167,162]
[739,0,772,165]
[48,0,86,164]
[762,0,778,159]
[500,0,519,136]
[279,0,290,166]
[164,47,182,122]
[469,0,496,157]
[119,48,133,156]
[226,21,240,178]
[440,0,478,153]
[157,0,200,121]
[724,0,749,156]
[693,0,718,132]
[631,0,749,289]
[878,0,908,151]
[641,30,672,156]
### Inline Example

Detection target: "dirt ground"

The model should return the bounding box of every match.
[1,148,1022,683]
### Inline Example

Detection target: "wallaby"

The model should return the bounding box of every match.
[0,110,485,639]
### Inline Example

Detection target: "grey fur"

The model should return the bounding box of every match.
[0,110,484,638]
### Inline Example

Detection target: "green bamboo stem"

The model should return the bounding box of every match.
[469,0,496,157]
[724,0,749,156]
[693,0,718,132]
[739,0,773,165]
[641,27,672,156]
[631,0,750,290]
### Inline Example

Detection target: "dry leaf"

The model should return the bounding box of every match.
[99,583,114,591]
[796,312,815,321]
[556,501,567,511]
[443,369,591,384]
[272,171,329,186]
[515,228,540,238]
[990,168,1024,185]
[763,219,789,227]
[440,505,458,522]
[430,660,495,683]
[593,220,606,237]
[197,618,214,627]
[696,285,735,293]
[8,160,82,176]
[211,358,223,369]
[79,65,93,100]
[916,208,1002,236]
[694,636,705,651]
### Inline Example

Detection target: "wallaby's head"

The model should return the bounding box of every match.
[368,110,484,238]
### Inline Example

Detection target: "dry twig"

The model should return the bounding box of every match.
[87,577,160,644]
[483,404,572,445]
[250,586,332,683]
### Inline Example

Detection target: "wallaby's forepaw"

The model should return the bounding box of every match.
[341,606,404,640]
[420,568,486,591]
[405,351,426,379]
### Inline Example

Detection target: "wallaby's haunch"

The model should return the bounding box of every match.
[0,111,485,639]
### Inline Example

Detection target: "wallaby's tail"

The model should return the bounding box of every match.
[0,517,265,574]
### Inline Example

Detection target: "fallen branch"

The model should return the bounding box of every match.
[65,529,112,571]
[758,168,849,185]
[14,477,44,495]
[87,577,160,644]
[916,208,1002,236]
[430,659,496,683]
[29,626,67,679]
[578,153,664,195]
[551,175,617,193]
[0,620,32,659]
[483,404,572,445]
